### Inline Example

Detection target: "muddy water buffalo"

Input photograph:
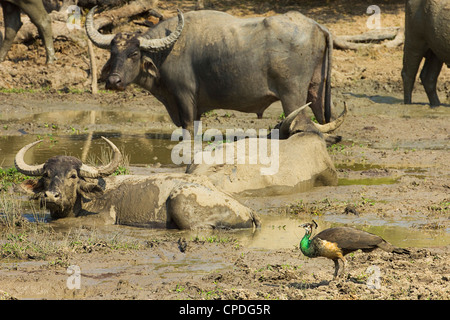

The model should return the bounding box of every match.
[15,137,260,229]
[402,0,450,106]
[186,103,347,196]
[86,7,333,130]
[0,0,55,63]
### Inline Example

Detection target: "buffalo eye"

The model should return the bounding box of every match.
[128,51,139,59]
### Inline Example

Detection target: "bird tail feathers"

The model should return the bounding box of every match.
[379,241,410,254]
[392,247,410,255]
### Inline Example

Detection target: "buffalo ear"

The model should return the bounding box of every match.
[77,181,104,200]
[100,58,112,82]
[142,56,159,78]
[18,179,43,195]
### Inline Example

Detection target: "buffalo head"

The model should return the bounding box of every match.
[277,102,348,139]
[15,137,122,219]
[85,6,184,91]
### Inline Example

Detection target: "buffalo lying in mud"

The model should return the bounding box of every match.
[86,7,334,131]
[15,137,260,229]
[186,103,347,196]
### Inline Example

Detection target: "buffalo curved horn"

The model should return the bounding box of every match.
[313,102,348,133]
[14,140,45,176]
[279,102,312,137]
[79,137,122,178]
[138,9,184,52]
[85,6,116,49]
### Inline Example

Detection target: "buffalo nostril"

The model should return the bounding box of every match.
[44,191,60,199]
[106,75,123,90]
[108,75,121,84]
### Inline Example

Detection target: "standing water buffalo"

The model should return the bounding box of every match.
[85,7,333,130]
[402,0,450,106]
[15,137,260,229]
[0,0,55,63]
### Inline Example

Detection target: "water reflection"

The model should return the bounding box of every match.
[162,214,449,250]
[0,133,178,167]
[0,109,171,124]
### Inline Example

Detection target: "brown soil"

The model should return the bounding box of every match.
[0,0,449,300]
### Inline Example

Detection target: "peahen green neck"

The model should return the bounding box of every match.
[300,232,315,257]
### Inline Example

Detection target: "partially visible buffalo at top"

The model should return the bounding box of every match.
[0,0,55,63]
[86,8,334,131]
[402,0,450,106]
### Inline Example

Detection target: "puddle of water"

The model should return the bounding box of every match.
[338,177,399,186]
[371,140,449,151]
[0,109,171,125]
[13,202,449,251]
[321,214,450,247]
[336,163,430,172]
[257,215,448,249]
[138,214,449,250]
[336,163,384,171]
[0,133,178,167]
[335,163,430,185]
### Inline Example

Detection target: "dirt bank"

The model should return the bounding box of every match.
[0,0,449,300]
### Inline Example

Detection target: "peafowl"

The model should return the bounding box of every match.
[299,220,410,279]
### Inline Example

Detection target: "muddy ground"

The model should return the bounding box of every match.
[0,0,449,300]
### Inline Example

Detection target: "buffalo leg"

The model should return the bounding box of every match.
[0,2,22,62]
[308,59,327,124]
[279,80,310,121]
[20,1,55,64]
[419,50,443,107]
[169,93,199,142]
[401,38,428,105]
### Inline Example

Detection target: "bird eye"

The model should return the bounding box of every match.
[70,173,77,179]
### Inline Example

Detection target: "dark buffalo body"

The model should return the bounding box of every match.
[0,0,55,63]
[402,0,450,106]
[88,9,333,129]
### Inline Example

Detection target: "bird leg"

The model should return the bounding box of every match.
[340,257,346,278]
[333,259,340,279]
[333,258,346,280]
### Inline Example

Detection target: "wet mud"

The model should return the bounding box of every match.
[0,0,449,300]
